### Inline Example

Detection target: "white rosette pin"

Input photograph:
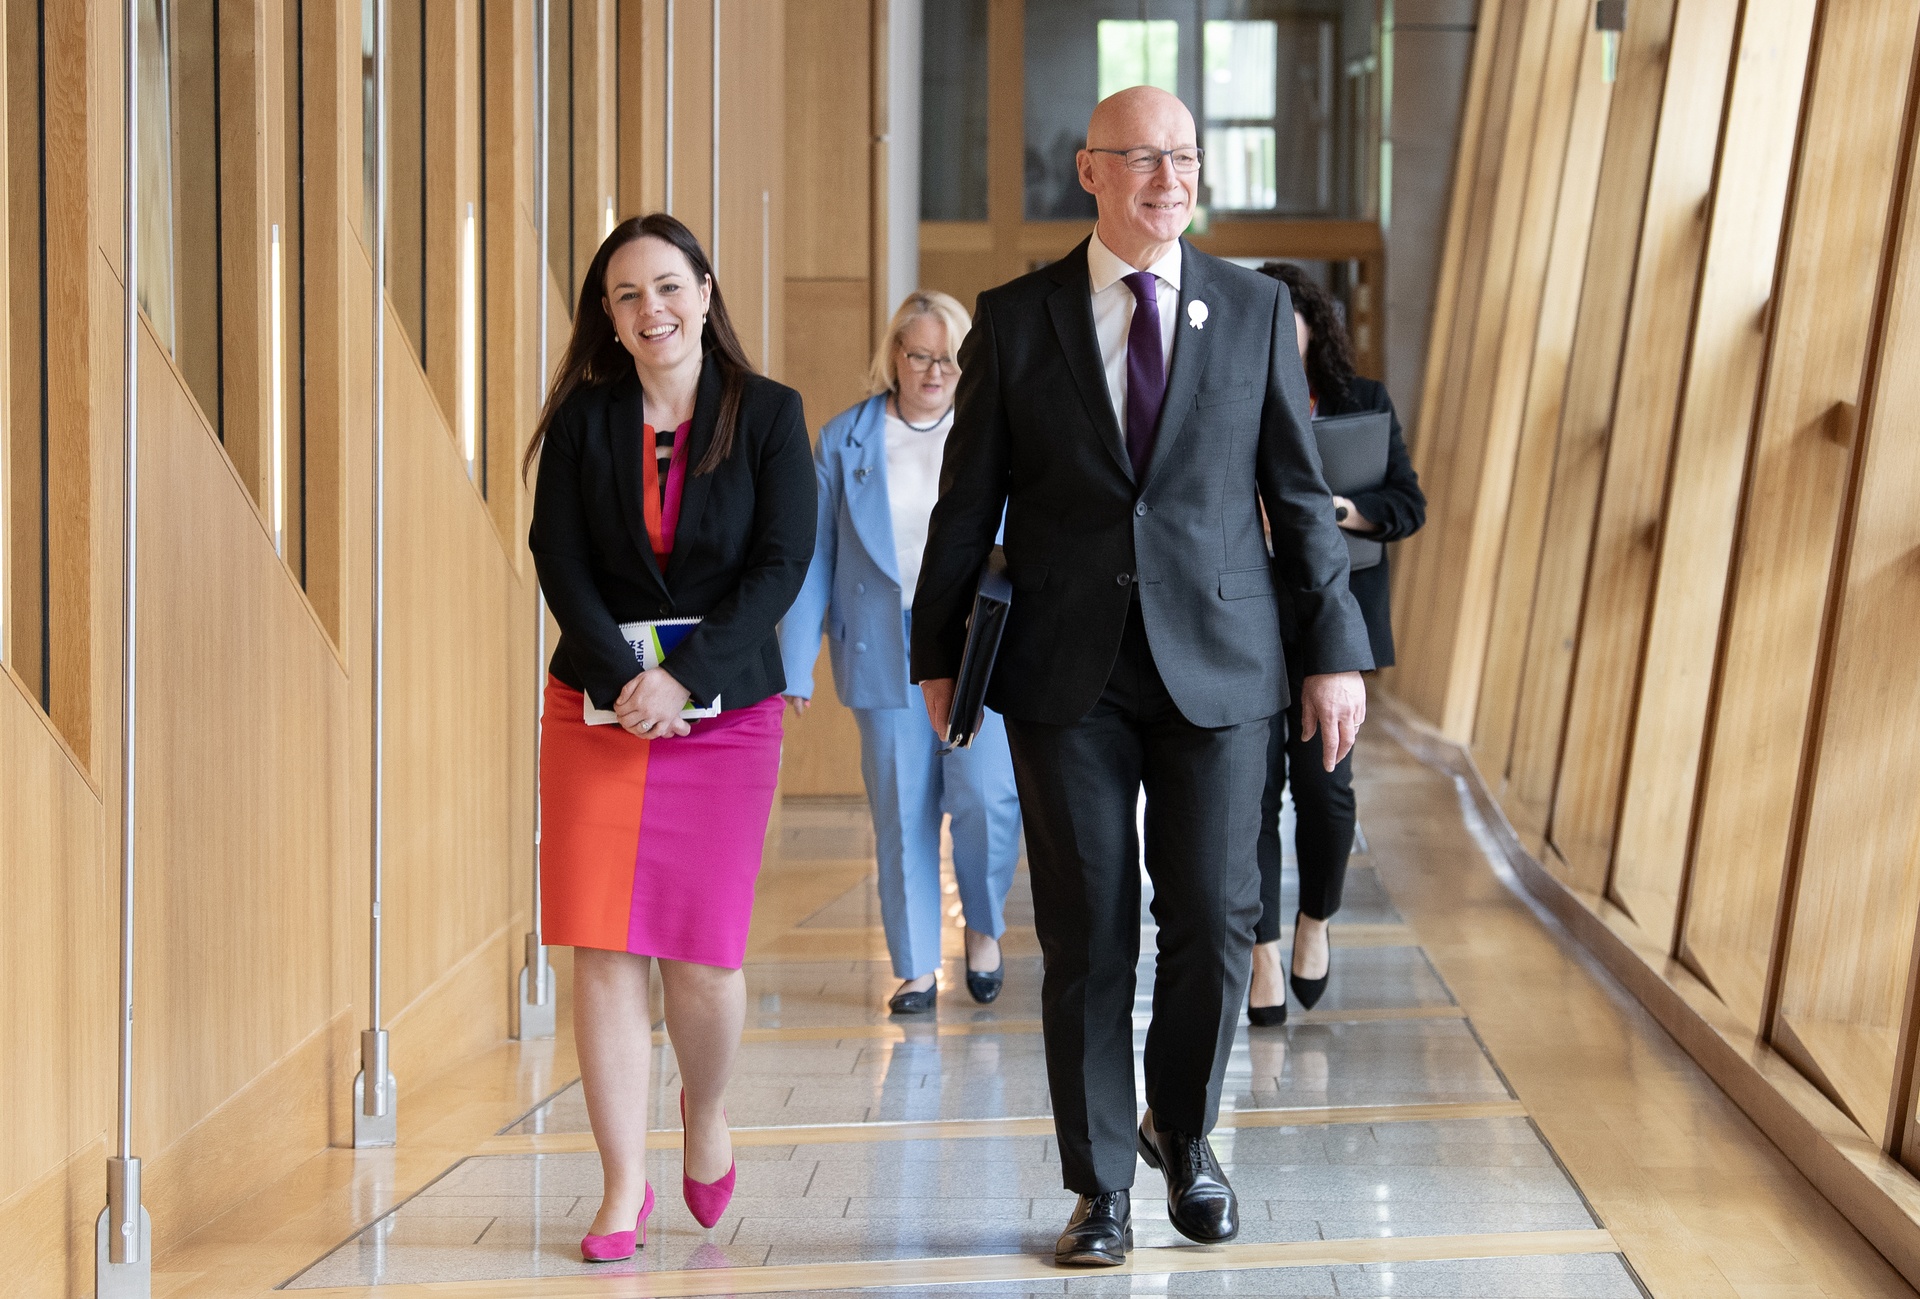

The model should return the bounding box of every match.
[1187,300,1208,330]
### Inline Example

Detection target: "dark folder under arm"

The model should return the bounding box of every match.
[1312,410,1392,571]
[942,548,1012,751]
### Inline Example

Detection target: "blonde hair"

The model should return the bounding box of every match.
[868,290,971,396]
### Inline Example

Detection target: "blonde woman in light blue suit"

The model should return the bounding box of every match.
[779,291,1022,1016]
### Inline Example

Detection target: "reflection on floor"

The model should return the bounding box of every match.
[283,780,1645,1298]
[162,730,1919,1298]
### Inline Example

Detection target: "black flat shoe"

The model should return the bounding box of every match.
[1054,1190,1131,1266]
[1137,1110,1238,1244]
[887,984,937,1015]
[1247,1000,1287,1027]
[1289,911,1330,1010]
[966,959,1004,1004]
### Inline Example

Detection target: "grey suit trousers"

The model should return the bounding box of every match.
[1004,598,1269,1194]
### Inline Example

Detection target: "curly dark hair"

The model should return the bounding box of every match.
[1257,261,1355,407]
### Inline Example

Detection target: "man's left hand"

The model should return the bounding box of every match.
[1297,671,1366,771]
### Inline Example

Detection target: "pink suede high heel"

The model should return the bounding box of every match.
[580,1181,654,1262]
[680,1091,737,1229]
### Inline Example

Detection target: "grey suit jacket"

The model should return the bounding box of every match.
[909,237,1372,728]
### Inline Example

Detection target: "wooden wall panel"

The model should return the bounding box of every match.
[1468,17,1614,789]
[785,0,871,284]
[1374,0,1920,1262]
[1777,97,1920,1145]
[1610,0,1819,977]
[0,678,108,1213]
[719,0,784,374]
[780,0,882,799]
[130,321,346,1221]
[1683,0,1920,1034]
[1553,0,1742,920]
[1777,97,1920,1151]
[1,0,797,1280]
[1390,0,1528,727]
[1419,0,1585,744]
[1493,0,1678,868]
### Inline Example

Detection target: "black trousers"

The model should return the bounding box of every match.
[1255,672,1356,943]
[1003,599,1267,1194]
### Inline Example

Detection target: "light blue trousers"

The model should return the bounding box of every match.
[853,685,1022,980]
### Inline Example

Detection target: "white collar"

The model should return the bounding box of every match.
[1087,229,1183,296]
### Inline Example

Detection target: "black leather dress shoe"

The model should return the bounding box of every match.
[1137,1111,1239,1243]
[887,984,937,1015]
[1054,1189,1131,1266]
[965,959,1004,1004]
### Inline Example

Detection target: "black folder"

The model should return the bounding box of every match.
[1313,410,1392,571]
[942,548,1013,752]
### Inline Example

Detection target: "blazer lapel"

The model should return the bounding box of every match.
[605,375,669,591]
[1141,241,1212,490]
[664,357,727,580]
[843,395,901,583]
[1045,242,1136,484]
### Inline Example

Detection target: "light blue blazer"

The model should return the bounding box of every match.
[779,395,916,710]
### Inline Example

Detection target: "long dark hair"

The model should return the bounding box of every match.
[1258,261,1355,407]
[523,212,755,479]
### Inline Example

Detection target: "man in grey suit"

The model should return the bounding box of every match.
[912,87,1371,1266]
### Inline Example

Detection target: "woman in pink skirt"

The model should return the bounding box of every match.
[525,213,816,1261]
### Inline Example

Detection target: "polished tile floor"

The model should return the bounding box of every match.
[278,785,1665,1299]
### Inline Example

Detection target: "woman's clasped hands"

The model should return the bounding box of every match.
[615,667,694,739]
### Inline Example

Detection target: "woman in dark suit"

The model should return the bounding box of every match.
[1248,263,1425,1026]
[525,213,816,1258]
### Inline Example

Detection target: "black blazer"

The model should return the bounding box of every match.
[529,358,817,711]
[910,239,1372,729]
[1285,377,1424,671]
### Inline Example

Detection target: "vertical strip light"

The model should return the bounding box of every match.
[517,0,557,1043]
[603,196,614,237]
[664,0,675,211]
[460,201,477,476]
[760,189,769,367]
[355,0,398,1149]
[270,224,286,552]
[709,0,719,266]
[100,0,153,1282]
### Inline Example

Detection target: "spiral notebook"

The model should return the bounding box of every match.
[583,618,722,725]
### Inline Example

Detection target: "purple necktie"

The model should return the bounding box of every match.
[1122,270,1166,481]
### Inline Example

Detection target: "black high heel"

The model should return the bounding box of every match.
[1247,1000,1287,1027]
[1247,939,1287,1026]
[1288,911,1330,1010]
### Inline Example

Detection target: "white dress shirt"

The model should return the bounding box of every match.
[883,405,953,609]
[1086,230,1182,438]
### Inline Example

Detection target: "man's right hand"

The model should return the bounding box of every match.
[921,678,956,738]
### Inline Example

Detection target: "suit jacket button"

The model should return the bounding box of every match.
[1116,573,1132,587]
[855,642,868,652]
[1135,503,1147,516]
[856,582,866,594]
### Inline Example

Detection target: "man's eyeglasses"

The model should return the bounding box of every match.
[1086,146,1204,174]
[901,350,959,373]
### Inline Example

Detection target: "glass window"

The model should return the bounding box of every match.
[7,0,47,701]
[280,0,309,575]
[1096,19,1179,100]
[388,0,426,360]
[546,0,574,306]
[1026,1,1201,222]
[1203,13,1334,214]
[138,0,176,351]
[170,0,224,434]
[920,0,988,222]
[1023,1,1374,223]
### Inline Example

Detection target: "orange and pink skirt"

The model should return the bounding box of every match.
[538,678,783,968]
